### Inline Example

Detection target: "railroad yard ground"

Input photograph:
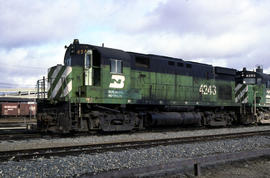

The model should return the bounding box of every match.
[161,157,270,178]
[200,157,270,178]
[1,126,270,177]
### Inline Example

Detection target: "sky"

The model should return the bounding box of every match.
[1,0,270,88]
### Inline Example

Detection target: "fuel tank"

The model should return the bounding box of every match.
[148,112,202,126]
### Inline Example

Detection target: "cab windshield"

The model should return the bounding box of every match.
[243,78,255,84]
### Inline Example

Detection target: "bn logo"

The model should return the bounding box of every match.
[109,75,125,89]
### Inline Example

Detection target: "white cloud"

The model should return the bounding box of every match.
[0,44,65,88]
[1,0,270,88]
[79,0,270,71]
[192,58,228,68]
[119,0,270,70]
[0,0,81,48]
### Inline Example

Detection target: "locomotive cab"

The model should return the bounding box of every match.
[235,66,270,124]
[64,40,101,87]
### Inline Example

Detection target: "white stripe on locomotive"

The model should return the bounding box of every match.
[234,84,243,92]
[235,87,248,103]
[48,65,62,91]
[235,84,248,103]
[61,80,72,97]
[51,67,72,98]
[242,96,248,104]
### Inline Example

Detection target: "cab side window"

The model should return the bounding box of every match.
[257,78,262,84]
[267,81,270,88]
[85,53,92,68]
[65,57,71,66]
[110,59,123,74]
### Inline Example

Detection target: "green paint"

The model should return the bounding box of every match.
[47,64,238,107]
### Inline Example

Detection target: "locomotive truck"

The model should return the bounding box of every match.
[37,39,270,133]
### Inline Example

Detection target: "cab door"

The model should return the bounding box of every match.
[84,50,93,86]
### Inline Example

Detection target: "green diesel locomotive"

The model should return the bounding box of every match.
[37,39,270,133]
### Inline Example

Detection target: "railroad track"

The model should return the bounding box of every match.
[0,126,221,141]
[0,124,254,141]
[0,132,42,141]
[0,131,88,141]
[1,130,270,162]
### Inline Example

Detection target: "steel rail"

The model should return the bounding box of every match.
[1,130,270,162]
[0,133,42,141]
[0,125,257,141]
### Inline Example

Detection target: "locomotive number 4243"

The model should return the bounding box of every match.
[199,84,217,95]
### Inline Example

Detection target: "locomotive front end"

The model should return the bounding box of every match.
[235,66,270,124]
[47,65,73,100]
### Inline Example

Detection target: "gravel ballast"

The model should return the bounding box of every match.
[0,134,270,177]
[1,125,270,151]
